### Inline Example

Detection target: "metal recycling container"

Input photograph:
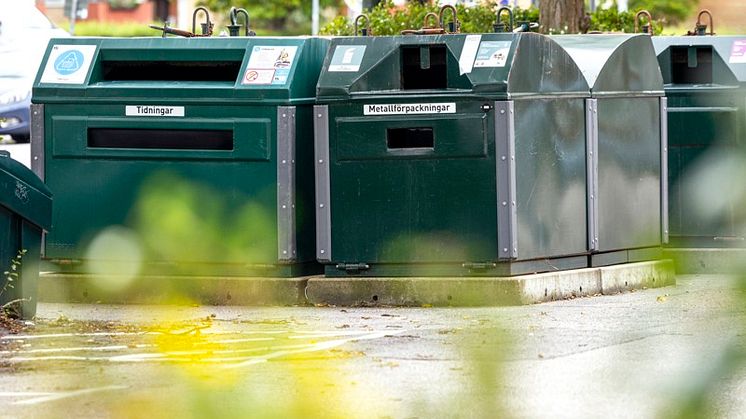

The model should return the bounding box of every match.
[31,37,328,277]
[314,33,591,277]
[653,36,746,247]
[1,150,52,318]
[555,34,667,266]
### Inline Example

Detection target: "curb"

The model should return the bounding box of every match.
[305,260,675,307]
[38,260,675,307]
[663,248,746,274]
[38,274,311,306]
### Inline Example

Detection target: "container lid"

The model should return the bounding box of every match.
[554,34,664,97]
[32,37,329,106]
[0,151,52,231]
[316,32,589,101]
[652,36,746,86]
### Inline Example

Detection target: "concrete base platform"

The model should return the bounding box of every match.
[38,260,675,307]
[664,248,746,274]
[305,260,675,307]
[38,273,311,306]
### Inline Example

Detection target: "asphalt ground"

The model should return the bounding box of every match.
[1,274,744,418]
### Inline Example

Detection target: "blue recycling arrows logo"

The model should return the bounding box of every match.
[54,50,84,75]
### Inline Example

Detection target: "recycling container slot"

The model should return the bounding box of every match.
[671,46,712,84]
[387,127,434,149]
[87,128,234,150]
[401,45,447,90]
[101,60,242,82]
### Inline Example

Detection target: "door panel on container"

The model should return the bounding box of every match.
[597,97,661,250]
[328,103,497,264]
[514,98,587,259]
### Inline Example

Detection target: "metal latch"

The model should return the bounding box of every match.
[335,263,370,273]
[462,262,497,272]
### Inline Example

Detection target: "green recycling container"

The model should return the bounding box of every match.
[1,151,52,318]
[314,33,591,277]
[31,37,328,277]
[556,34,667,266]
[653,36,746,247]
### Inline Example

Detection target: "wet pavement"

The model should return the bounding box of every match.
[1,274,745,418]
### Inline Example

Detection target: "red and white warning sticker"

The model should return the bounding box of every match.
[243,69,275,85]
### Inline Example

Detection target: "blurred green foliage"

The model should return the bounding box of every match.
[196,0,343,34]
[72,20,160,36]
[629,0,699,25]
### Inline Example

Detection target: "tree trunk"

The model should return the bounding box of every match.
[538,0,585,34]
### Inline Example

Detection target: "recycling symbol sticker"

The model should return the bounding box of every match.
[54,50,84,75]
[40,44,97,84]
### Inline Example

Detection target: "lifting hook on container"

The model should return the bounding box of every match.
[401,12,445,35]
[149,21,197,38]
[439,5,460,34]
[634,10,654,35]
[687,9,715,36]
[354,14,371,36]
[494,7,513,33]
[192,6,214,36]
[227,7,256,36]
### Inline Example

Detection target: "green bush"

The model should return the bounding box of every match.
[73,21,161,37]
[629,0,698,25]
[320,0,664,36]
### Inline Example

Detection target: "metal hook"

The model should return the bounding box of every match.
[192,6,213,36]
[439,5,459,34]
[695,9,714,36]
[234,7,254,36]
[634,10,654,35]
[494,7,513,33]
[354,14,371,36]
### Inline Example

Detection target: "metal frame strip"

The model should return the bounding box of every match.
[277,106,297,261]
[585,99,599,251]
[495,101,517,260]
[314,105,332,262]
[30,104,45,181]
[660,97,669,244]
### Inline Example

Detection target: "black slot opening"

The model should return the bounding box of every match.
[88,128,233,150]
[101,61,241,82]
[671,46,713,84]
[387,127,434,149]
[401,45,447,90]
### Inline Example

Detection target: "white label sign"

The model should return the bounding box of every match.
[458,35,481,75]
[363,103,456,116]
[243,46,298,85]
[40,44,97,84]
[125,105,185,117]
[329,45,367,72]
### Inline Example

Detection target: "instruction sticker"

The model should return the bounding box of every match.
[729,40,746,64]
[40,44,97,84]
[328,45,366,72]
[458,35,481,75]
[243,46,298,85]
[363,103,456,116]
[473,41,512,68]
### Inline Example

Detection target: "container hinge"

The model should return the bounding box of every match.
[335,263,370,273]
[462,262,498,272]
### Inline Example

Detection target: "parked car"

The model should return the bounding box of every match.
[0,4,67,143]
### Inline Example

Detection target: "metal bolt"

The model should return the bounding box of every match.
[503,248,508,253]
[282,205,287,209]
[501,156,506,161]
[282,113,287,118]
[282,159,287,164]
[502,201,507,206]
[319,204,325,208]
[500,109,505,114]
[283,250,288,254]
[317,114,322,118]
[320,249,326,254]
[318,159,324,164]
